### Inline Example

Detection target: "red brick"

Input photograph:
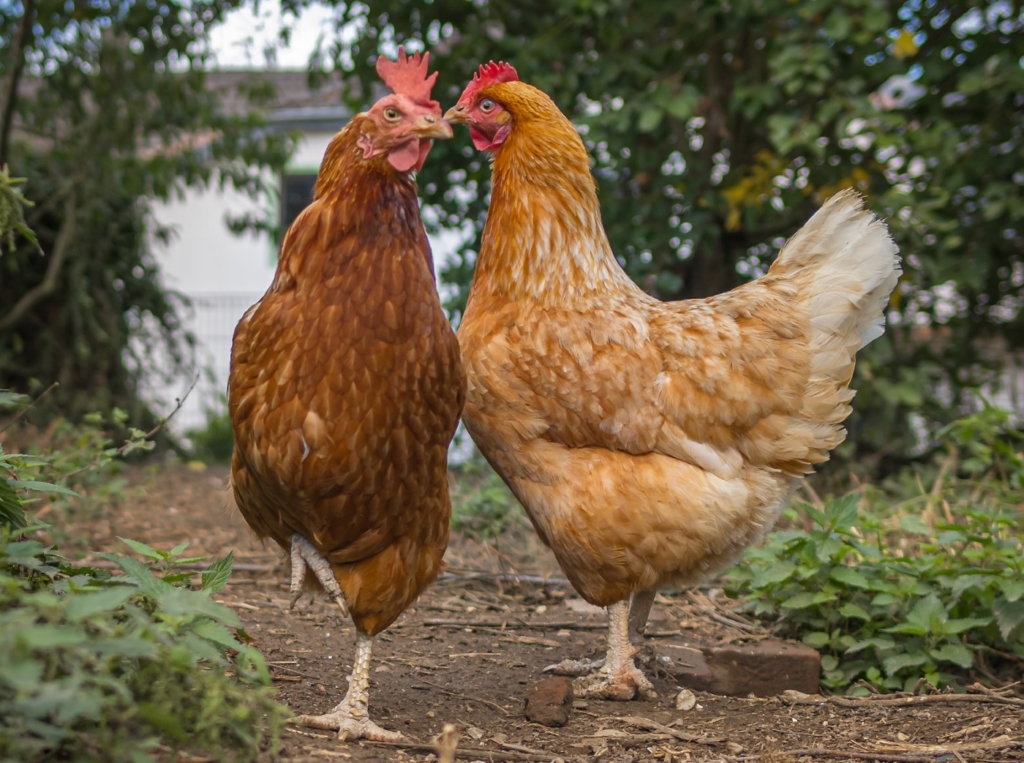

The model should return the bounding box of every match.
[662,639,820,697]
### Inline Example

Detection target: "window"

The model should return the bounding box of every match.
[281,173,317,232]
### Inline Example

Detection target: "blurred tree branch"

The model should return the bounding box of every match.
[0,191,75,332]
[0,0,35,167]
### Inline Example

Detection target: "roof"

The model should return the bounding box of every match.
[204,70,358,131]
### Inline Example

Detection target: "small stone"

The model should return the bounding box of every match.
[426,710,435,719]
[535,605,548,614]
[726,742,744,754]
[524,676,574,727]
[675,688,697,711]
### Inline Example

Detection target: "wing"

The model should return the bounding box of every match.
[462,276,830,483]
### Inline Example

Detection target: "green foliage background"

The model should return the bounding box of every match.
[0,0,293,421]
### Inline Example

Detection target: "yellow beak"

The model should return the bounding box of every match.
[414,114,453,140]
[444,104,469,125]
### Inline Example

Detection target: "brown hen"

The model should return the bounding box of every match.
[228,48,465,740]
[445,64,900,700]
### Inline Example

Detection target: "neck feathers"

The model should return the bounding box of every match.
[273,118,427,289]
[471,85,633,307]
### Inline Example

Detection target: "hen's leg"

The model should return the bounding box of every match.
[546,600,654,700]
[293,631,401,741]
[289,534,348,617]
[628,588,656,646]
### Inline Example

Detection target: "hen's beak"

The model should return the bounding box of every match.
[444,104,468,125]
[414,114,453,140]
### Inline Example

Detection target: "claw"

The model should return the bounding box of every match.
[544,657,605,676]
[289,533,349,617]
[551,599,656,701]
[292,712,403,742]
[572,661,655,700]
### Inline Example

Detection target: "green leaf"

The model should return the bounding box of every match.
[778,594,835,610]
[65,587,135,621]
[839,603,872,621]
[191,619,242,650]
[899,515,932,535]
[8,480,80,497]
[18,625,88,649]
[824,494,859,531]
[201,551,234,593]
[168,540,190,558]
[157,588,241,628]
[845,636,896,655]
[89,637,158,659]
[884,622,928,636]
[882,652,929,676]
[802,631,831,648]
[929,643,974,669]
[118,537,164,560]
[830,567,871,589]
[905,593,947,633]
[1000,579,1024,603]
[942,617,991,635]
[992,597,1024,640]
[99,553,174,599]
[0,658,44,689]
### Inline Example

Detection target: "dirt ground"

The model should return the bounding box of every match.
[58,462,1024,763]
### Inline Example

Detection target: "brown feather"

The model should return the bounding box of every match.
[229,114,465,636]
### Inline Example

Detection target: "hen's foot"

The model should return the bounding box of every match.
[289,534,348,617]
[571,656,655,701]
[292,709,402,742]
[543,657,605,676]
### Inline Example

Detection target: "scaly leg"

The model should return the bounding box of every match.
[543,589,656,674]
[293,632,402,741]
[628,588,656,646]
[546,600,654,700]
[289,533,348,618]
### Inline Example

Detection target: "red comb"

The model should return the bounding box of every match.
[459,60,519,103]
[375,46,439,107]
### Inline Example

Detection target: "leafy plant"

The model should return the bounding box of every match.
[1,388,288,760]
[728,486,1023,693]
[0,530,288,762]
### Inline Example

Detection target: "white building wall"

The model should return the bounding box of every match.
[145,130,336,434]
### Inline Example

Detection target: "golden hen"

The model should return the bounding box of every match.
[228,49,465,740]
[445,63,901,700]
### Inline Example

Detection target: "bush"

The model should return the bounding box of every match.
[0,393,289,761]
[727,409,1024,694]
[0,533,288,762]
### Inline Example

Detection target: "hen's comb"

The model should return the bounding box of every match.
[459,60,519,102]
[375,46,439,107]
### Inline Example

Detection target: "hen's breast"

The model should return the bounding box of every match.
[228,213,464,632]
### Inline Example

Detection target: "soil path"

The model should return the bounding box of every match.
[63,463,1024,762]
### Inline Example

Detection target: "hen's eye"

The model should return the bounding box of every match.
[480,99,495,113]
[383,107,401,121]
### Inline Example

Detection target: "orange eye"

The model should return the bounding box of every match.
[383,107,401,121]
[480,99,496,113]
